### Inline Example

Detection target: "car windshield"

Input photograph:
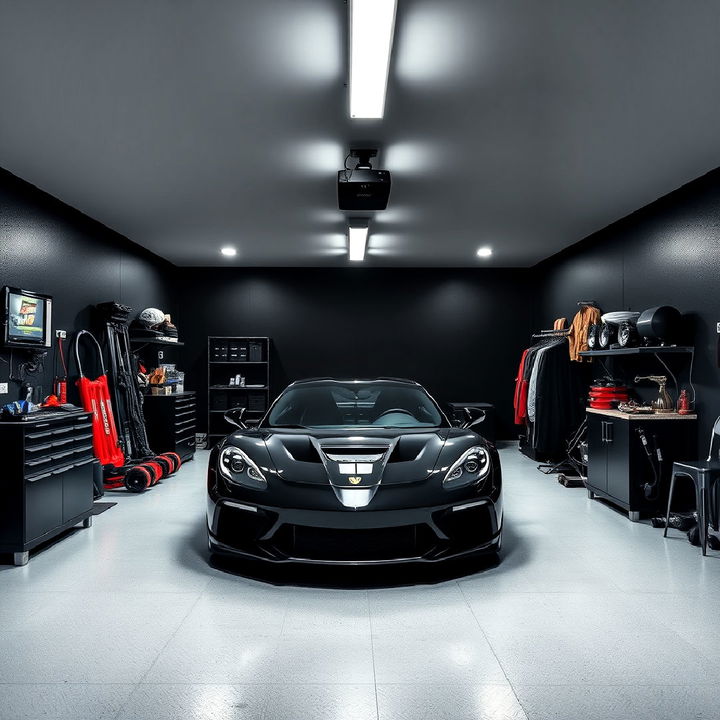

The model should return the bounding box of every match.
[265,380,447,429]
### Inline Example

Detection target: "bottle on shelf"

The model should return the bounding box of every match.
[677,388,690,415]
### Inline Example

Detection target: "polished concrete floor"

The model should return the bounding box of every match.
[1,445,719,719]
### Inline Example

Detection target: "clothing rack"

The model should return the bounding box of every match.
[577,300,600,308]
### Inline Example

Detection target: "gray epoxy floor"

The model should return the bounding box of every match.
[1,446,720,719]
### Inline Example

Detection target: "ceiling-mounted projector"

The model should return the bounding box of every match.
[338,148,391,211]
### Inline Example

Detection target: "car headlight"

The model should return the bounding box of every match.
[218,445,267,490]
[443,445,491,490]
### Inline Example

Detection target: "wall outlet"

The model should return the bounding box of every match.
[55,329,67,339]
[0,383,8,394]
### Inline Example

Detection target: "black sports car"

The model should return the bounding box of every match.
[206,378,502,565]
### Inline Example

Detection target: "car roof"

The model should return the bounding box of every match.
[288,377,420,387]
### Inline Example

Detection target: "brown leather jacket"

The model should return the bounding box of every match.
[568,306,601,361]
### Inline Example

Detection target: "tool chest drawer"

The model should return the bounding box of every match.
[0,409,95,563]
[143,391,196,462]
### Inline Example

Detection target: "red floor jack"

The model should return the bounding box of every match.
[74,330,181,492]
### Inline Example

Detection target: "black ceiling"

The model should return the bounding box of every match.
[1,0,719,266]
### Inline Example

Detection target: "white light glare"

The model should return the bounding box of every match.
[349,0,398,118]
[221,247,237,257]
[348,226,369,261]
[476,246,493,258]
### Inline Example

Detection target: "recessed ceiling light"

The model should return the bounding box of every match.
[476,246,493,258]
[348,224,369,262]
[220,247,237,257]
[349,0,397,119]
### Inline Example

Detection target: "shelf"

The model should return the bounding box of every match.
[587,408,697,421]
[130,338,184,347]
[209,361,267,365]
[580,346,693,357]
[209,385,268,390]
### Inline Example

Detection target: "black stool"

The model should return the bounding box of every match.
[664,416,720,555]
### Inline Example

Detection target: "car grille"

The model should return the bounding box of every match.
[271,524,438,562]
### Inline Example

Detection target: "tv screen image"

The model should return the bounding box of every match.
[8,292,45,342]
[2,287,52,348]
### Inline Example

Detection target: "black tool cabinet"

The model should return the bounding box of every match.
[0,409,96,566]
[143,391,196,462]
[586,409,696,521]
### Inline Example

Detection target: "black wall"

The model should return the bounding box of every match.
[535,168,720,453]
[0,169,175,406]
[178,268,533,439]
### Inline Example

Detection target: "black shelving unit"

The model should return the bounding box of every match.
[207,337,270,447]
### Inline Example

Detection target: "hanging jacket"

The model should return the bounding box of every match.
[513,348,530,425]
[568,306,601,362]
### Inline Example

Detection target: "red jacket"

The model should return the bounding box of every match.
[513,348,530,425]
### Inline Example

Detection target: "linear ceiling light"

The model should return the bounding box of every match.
[348,224,369,261]
[220,246,237,257]
[349,0,398,119]
[476,246,493,258]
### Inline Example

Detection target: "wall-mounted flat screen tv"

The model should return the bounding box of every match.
[2,287,53,349]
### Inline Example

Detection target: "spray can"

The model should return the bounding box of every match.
[54,378,67,404]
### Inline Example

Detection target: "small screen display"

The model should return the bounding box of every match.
[7,292,45,343]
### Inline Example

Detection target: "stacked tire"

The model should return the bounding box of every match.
[123,453,183,493]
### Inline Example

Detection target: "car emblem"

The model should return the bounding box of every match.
[348,476,362,485]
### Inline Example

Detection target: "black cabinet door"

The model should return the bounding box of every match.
[587,415,607,493]
[62,462,94,522]
[25,473,63,542]
[605,420,631,503]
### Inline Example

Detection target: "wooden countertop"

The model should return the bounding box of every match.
[587,408,697,421]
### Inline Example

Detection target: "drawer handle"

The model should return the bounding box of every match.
[26,430,53,440]
[26,443,54,453]
[27,471,53,482]
[26,457,52,467]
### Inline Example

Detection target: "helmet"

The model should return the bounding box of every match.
[137,308,165,328]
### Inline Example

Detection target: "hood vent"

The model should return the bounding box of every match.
[387,436,428,463]
[279,437,323,464]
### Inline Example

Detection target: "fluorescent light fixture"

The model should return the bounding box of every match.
[476,246,493,258]
[349,0,398,118]
[220,246,237,257]
[348,224,369,261]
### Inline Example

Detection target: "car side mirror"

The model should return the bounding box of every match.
[224,407,247,429]
[461,407,486,430]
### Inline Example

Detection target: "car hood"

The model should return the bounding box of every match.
[227,427,484,509]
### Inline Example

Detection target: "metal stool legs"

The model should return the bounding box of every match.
[665,468,710,555]
[663,471,679,537]
[699,475,709,556]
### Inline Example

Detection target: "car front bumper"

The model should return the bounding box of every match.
[207,493,503,565]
